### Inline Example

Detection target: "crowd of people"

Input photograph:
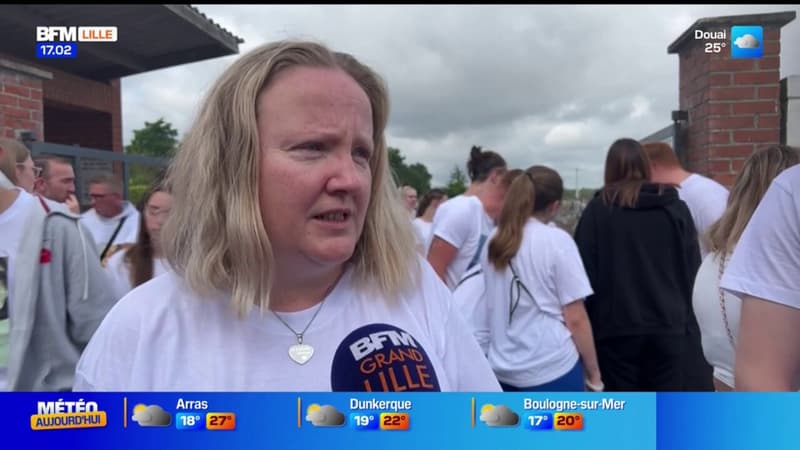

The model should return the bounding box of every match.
[0,39,798,392]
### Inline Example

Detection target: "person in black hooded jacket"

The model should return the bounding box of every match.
[574,138,704,391]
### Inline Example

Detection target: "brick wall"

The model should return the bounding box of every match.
[0,53,122,152]
[42,67,122,152]
[0,60,48,141]
[672,15,791,188]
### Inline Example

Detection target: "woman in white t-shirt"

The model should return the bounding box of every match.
[693,145,799,391]
[73,40,501,392]
[427,146,517,290]
[412,188,447,253]
[105,183,173,301]
[483,165,603,392]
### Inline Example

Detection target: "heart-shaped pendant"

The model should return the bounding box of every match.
[289,343,314,365]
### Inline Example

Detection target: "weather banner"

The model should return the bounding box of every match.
[2,392,800,449]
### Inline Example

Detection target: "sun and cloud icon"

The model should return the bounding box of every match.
[305,404,346,427]
[132,404,172,427]
[480,404,519,427]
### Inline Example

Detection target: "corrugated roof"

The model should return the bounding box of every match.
[0,4,244,81]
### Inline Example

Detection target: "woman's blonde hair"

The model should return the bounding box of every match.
[0,138,28,185]
[161,40,418,316]
[706,144,800,255]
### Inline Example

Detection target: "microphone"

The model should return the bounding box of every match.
[331,323,441,391]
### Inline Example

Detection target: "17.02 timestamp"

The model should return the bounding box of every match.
[36,42,77,59]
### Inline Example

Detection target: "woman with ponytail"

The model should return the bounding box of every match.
[482,165,602,392]
[427,145,511,290]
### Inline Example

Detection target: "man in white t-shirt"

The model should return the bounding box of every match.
[80,174,140,261]
[721,164,800,391]
[643,142,728,258]
[400,185,418,220]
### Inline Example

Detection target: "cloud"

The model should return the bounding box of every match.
[544,123,591,148]
[121,5,800,189]
[734,33,761,49]
[480,404,519,427]
[306,405,345,427]
[132,404,172,427]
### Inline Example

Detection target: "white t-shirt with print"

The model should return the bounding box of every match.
[483,218,594,388]
[679,174,729,258]
[692,250,741,388]
[428,195,493,290]
[80,202,140,255]
[0,190,35,390]
[105,250,171,302]
[73,257,502,391]
[721,165,800,309]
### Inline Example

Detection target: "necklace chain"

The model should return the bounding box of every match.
[271,296,328,344]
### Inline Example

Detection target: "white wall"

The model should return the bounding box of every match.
[785,75,800,147]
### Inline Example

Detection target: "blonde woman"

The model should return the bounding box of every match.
[692,145,800,391]
[74,40,501,392]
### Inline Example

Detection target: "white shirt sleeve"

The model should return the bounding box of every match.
[552,234,595,306]
[721,168,800,309]
[431,198,478,249]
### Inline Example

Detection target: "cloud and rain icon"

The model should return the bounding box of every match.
[132,404,172,427]
[480,404,519,427]
[305,404,346,427]
[734,34,760,49]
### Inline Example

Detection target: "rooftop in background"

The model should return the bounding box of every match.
[0,4,244,81]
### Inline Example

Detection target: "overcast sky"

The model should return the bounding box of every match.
[121,5,800,189]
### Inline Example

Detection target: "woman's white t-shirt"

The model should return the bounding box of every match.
[429,195,493,290]
[412,218,432,253]
[692,250,741,388]
[105,250,171,301]
[74,257,502,392]
[482,218,593,387]
[722,165,800,309]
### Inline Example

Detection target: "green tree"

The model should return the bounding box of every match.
[124,118,177,204]
[125,118,178,157]
[445,165,468,197]
[388,147,432,194]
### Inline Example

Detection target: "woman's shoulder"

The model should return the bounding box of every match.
[105,247,129,272]
[437,195,481,216]
[103,272,213,328]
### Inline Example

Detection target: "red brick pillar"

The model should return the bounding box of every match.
[0,58,52,141]
[668,11,795,187]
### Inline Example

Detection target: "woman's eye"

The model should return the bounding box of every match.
[354,147,372,162]
[300,142,325,152]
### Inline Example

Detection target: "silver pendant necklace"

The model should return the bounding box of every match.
[271,296,328,365]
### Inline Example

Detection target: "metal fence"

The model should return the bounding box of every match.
[26,141,169,203]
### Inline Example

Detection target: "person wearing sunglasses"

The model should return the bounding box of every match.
[481,165,602,392]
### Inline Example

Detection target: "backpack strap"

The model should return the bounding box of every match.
[100,216,127,261]
[466,234,488,271]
